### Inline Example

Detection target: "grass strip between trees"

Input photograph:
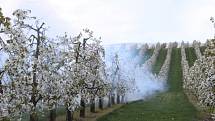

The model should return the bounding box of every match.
[185,47,197,67]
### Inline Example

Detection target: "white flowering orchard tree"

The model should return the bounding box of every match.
[0,9,41,120]
[107,53,120,106]
[55,34,83,121]
[0,9,63,121]
[157,43,172,82]
[181,41,191,90]
[193,40,202,59]
[0,8,117,121]
[106,53,137,105]
[77,31,107,113]
[0,7,11,115]
[64,29,107,117]
[0,8,11,120]
[187,39,215,120]
[115,74,136,104]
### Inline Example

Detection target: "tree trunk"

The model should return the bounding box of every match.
[49,109,56,121]
[30,30,41,121]
[80,98,85,117]
[30,112,38,121]
[122,95,125,103]
[99,97,103,110]
[117,94,120,104]
[90,98,96,113]
[108,94,111,107]
[66,108,73,121]
[0,74,3,94]
[111,95,115,105]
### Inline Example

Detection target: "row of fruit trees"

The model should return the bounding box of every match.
[0,9,136,121]
[181,39,215,120]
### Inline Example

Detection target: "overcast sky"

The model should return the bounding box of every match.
[1,0,215,44]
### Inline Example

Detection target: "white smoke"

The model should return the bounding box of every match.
[104,43,166,102]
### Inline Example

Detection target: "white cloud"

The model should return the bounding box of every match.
[1,0,215,44]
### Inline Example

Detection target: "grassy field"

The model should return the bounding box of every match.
[185,47,197,67]
[97,48,199,121]
[152,48,167,74]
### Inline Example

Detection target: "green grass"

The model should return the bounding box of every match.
[167,48,183,92]
[97,48,199,121]
[152,48,167,74]
[185,47,197,67]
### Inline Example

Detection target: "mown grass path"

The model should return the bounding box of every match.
[185,47,197,67]
[97,48,199,121]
